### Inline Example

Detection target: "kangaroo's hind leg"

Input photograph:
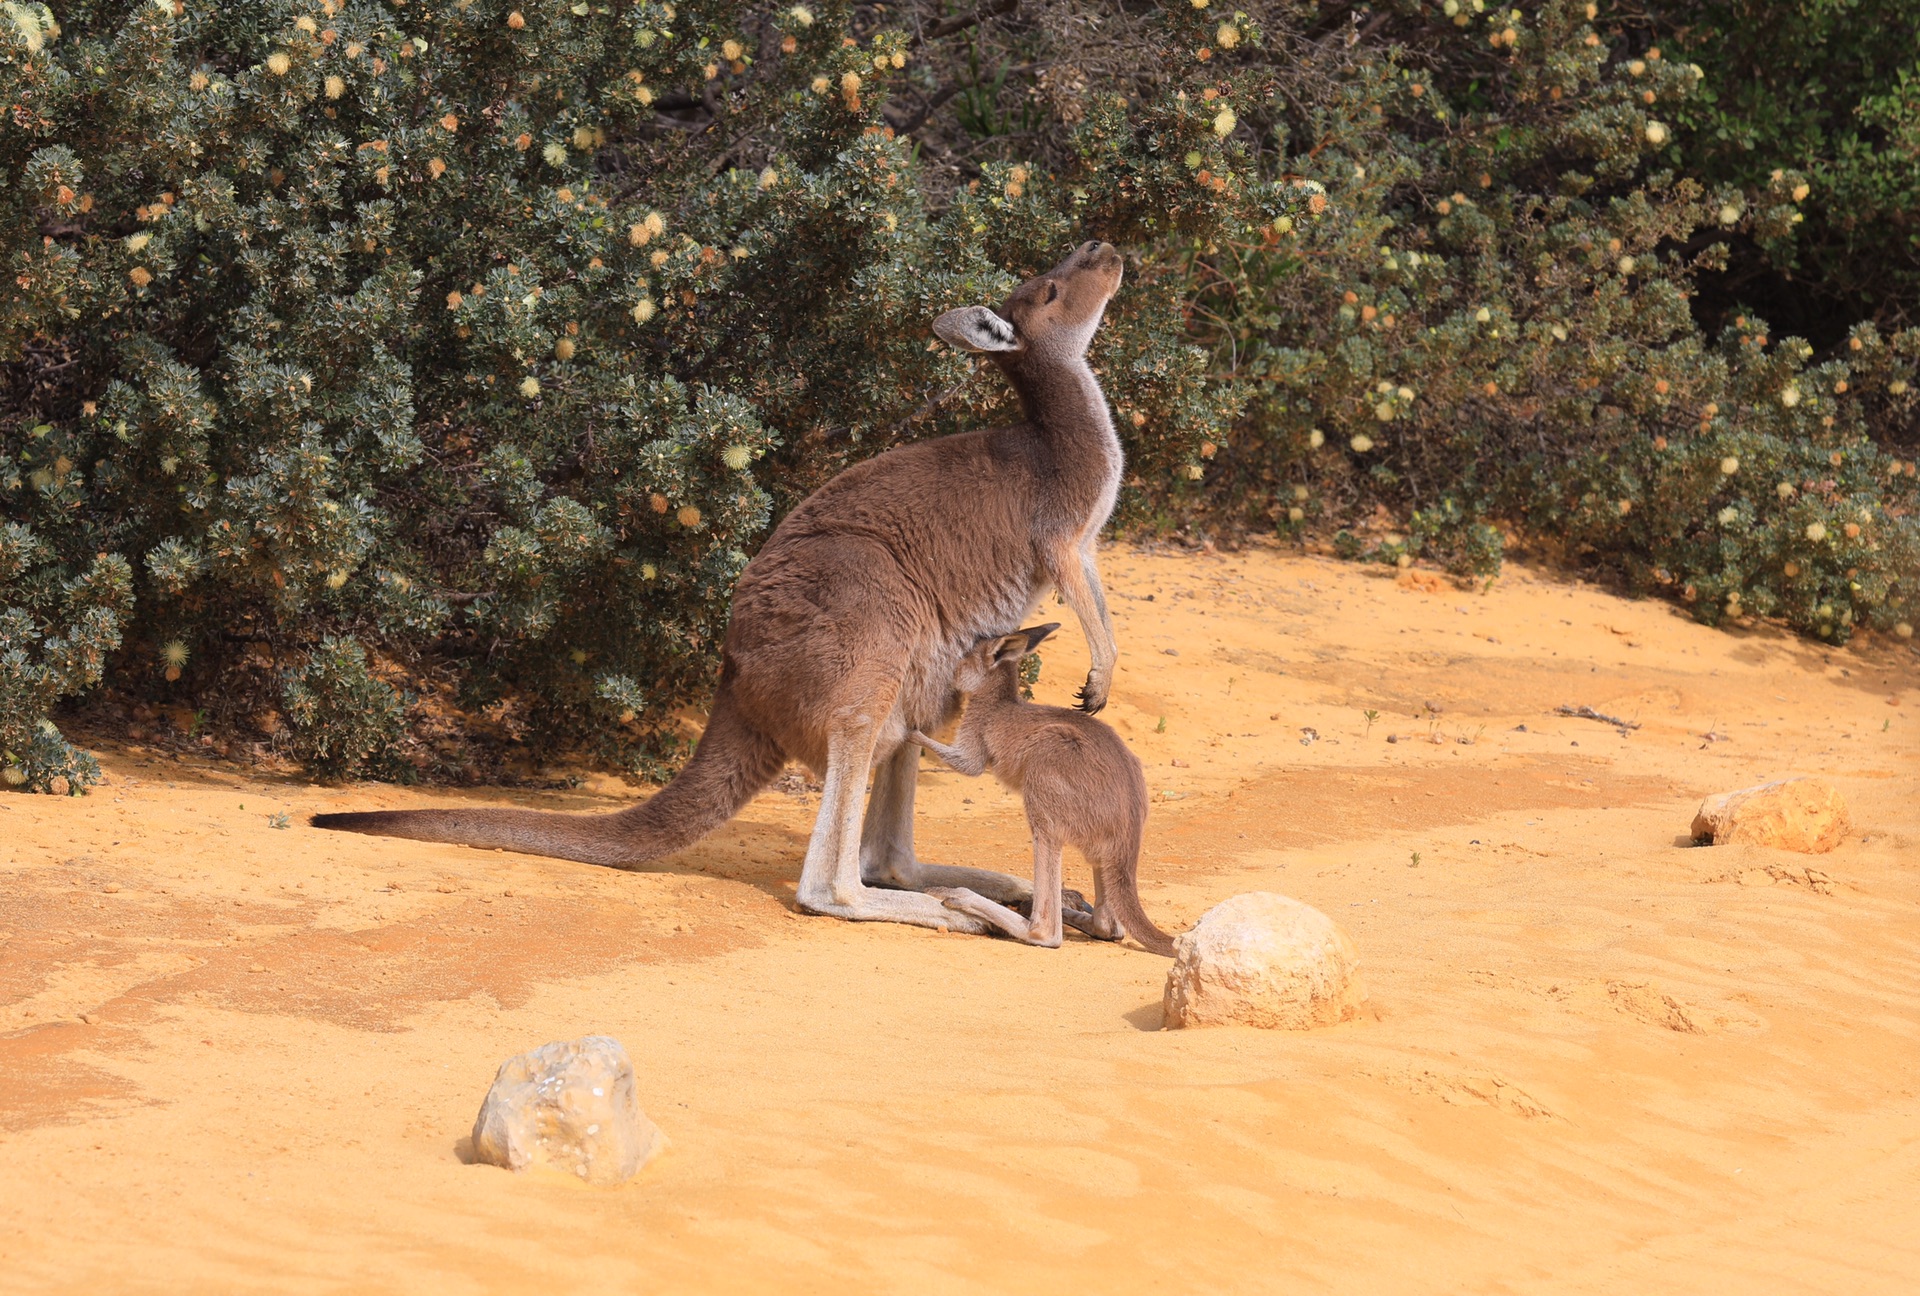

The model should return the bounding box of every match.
[859,743,1035,906]
[928,836,1064,948]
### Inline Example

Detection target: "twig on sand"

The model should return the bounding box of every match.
[1556,704,1640,732]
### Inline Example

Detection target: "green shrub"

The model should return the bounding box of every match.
[3,1,1915,791]
[281,633,406,778]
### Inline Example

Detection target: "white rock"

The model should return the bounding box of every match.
[1691,777,1851,854]
[1163,892,1366,1030]
[471,1036,664,1184]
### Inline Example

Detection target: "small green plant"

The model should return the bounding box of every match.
[1155,716,1168,734]
[1409,851,1422,868]
[281,638,407,780]
[1362,709,1380,737]
[267,812,290,830]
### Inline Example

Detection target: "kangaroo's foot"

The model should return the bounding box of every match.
[926,887,1062,948]
[864,856,1035,906]
[796,883,993,935]
[1062,903,1124,941]
[1074,672,1109,715]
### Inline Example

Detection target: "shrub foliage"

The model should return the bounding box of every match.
[2,0,1915,789]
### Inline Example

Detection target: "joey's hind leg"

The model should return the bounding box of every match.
[929,837,1065,948]
[859,744,1033,907]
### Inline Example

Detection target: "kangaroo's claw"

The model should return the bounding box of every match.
[1074,678,1108,715]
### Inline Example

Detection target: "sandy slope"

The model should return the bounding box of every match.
[2,546,1916,1295]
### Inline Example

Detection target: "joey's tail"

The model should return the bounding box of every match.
[1099,840,1177,957]
[310,690,786,868]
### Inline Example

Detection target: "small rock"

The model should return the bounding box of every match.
[471,1036,663,1185]
[1163,893,1367,1030]
[1691,777,1851,854]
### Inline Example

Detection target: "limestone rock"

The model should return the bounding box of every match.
[1691,777,1851,854]
[1163,892,1366,1030]
[471,1036,664,1184]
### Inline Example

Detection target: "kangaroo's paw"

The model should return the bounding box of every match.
[1074,675,1109,715]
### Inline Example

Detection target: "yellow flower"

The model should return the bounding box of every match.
[428,157,446,179]
[266,51,292,76]
[1212,107,1237,136]
[125,231,152,253]
[1718,202,1740,225]
[810,75,830,94]
[507,10,525,29]
[326,570,349,589]
[1308,428,1325,448]
[542,142,567,166]
[1719,456,1739,475]
[1373,402,1394,421]
[1895,622,1913,639]
[1215,23,1240,48]
[722,39,743,61]
[1273,215,1293,234]
[631,297,656,323]
[1644,121,1668,145]
[1804,521,1827,542]
[294,16,317,34]
[840,70,861,96]
[1780,384,1801,408]
[1349,434,1375,453]
[128,266,152,287]
[1617,255,1636,274]
[520,377,541,398]
[445,290,463,310]
[1792,183,1810,202]
[677,505,702,528]
[554,338,575,362]
[1717,506,1739,524]
[759,167,779,189]
[162,640,191,668]
[324,74,345,98]
[1776,482,1795,499]
[723,444,752,470]
[788,6,814,26]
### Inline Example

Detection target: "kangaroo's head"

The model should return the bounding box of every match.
[932,242,1124,366]
[951,623,1060,697]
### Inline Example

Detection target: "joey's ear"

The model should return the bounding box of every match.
[995,622,1059,665]
[1016,622,1061,654]
[932,305,1020,353]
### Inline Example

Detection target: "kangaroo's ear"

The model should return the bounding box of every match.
[933,305,1020,353]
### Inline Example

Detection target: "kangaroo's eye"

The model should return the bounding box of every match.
[1044,281,1059,304]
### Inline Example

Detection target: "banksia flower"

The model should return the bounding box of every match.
[632,297,656,323]
[1805,521,1827,542]
[554,338,575,362]
[266,51,292,76]
[542,142,567,167]
[789,6,814,25]
[722,444,752,470]
[520,376,541,398]
[1216,23,1240,48]
[677,505,702,528]
[1644,121,1668,145]
[1350,434,1375,452]
[128,267,152,287]
[325,74,345,98]
[507,10,525,29]
[1213,107,1237,136]
[1720,456,1740,475]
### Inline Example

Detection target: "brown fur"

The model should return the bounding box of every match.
[313,242,1131,937]
[908,626,1175,955]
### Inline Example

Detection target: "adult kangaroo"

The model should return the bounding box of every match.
[313,240,1128,934]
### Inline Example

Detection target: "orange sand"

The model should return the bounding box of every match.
[3,547,1917,1293]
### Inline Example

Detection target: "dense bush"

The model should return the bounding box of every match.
[2,0,1915,791]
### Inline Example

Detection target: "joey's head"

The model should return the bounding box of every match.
[951,623,1060,697]
[931,242,1124,367]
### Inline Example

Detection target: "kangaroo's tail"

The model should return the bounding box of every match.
[310,690,786,868]
[1099,838,1177,957]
